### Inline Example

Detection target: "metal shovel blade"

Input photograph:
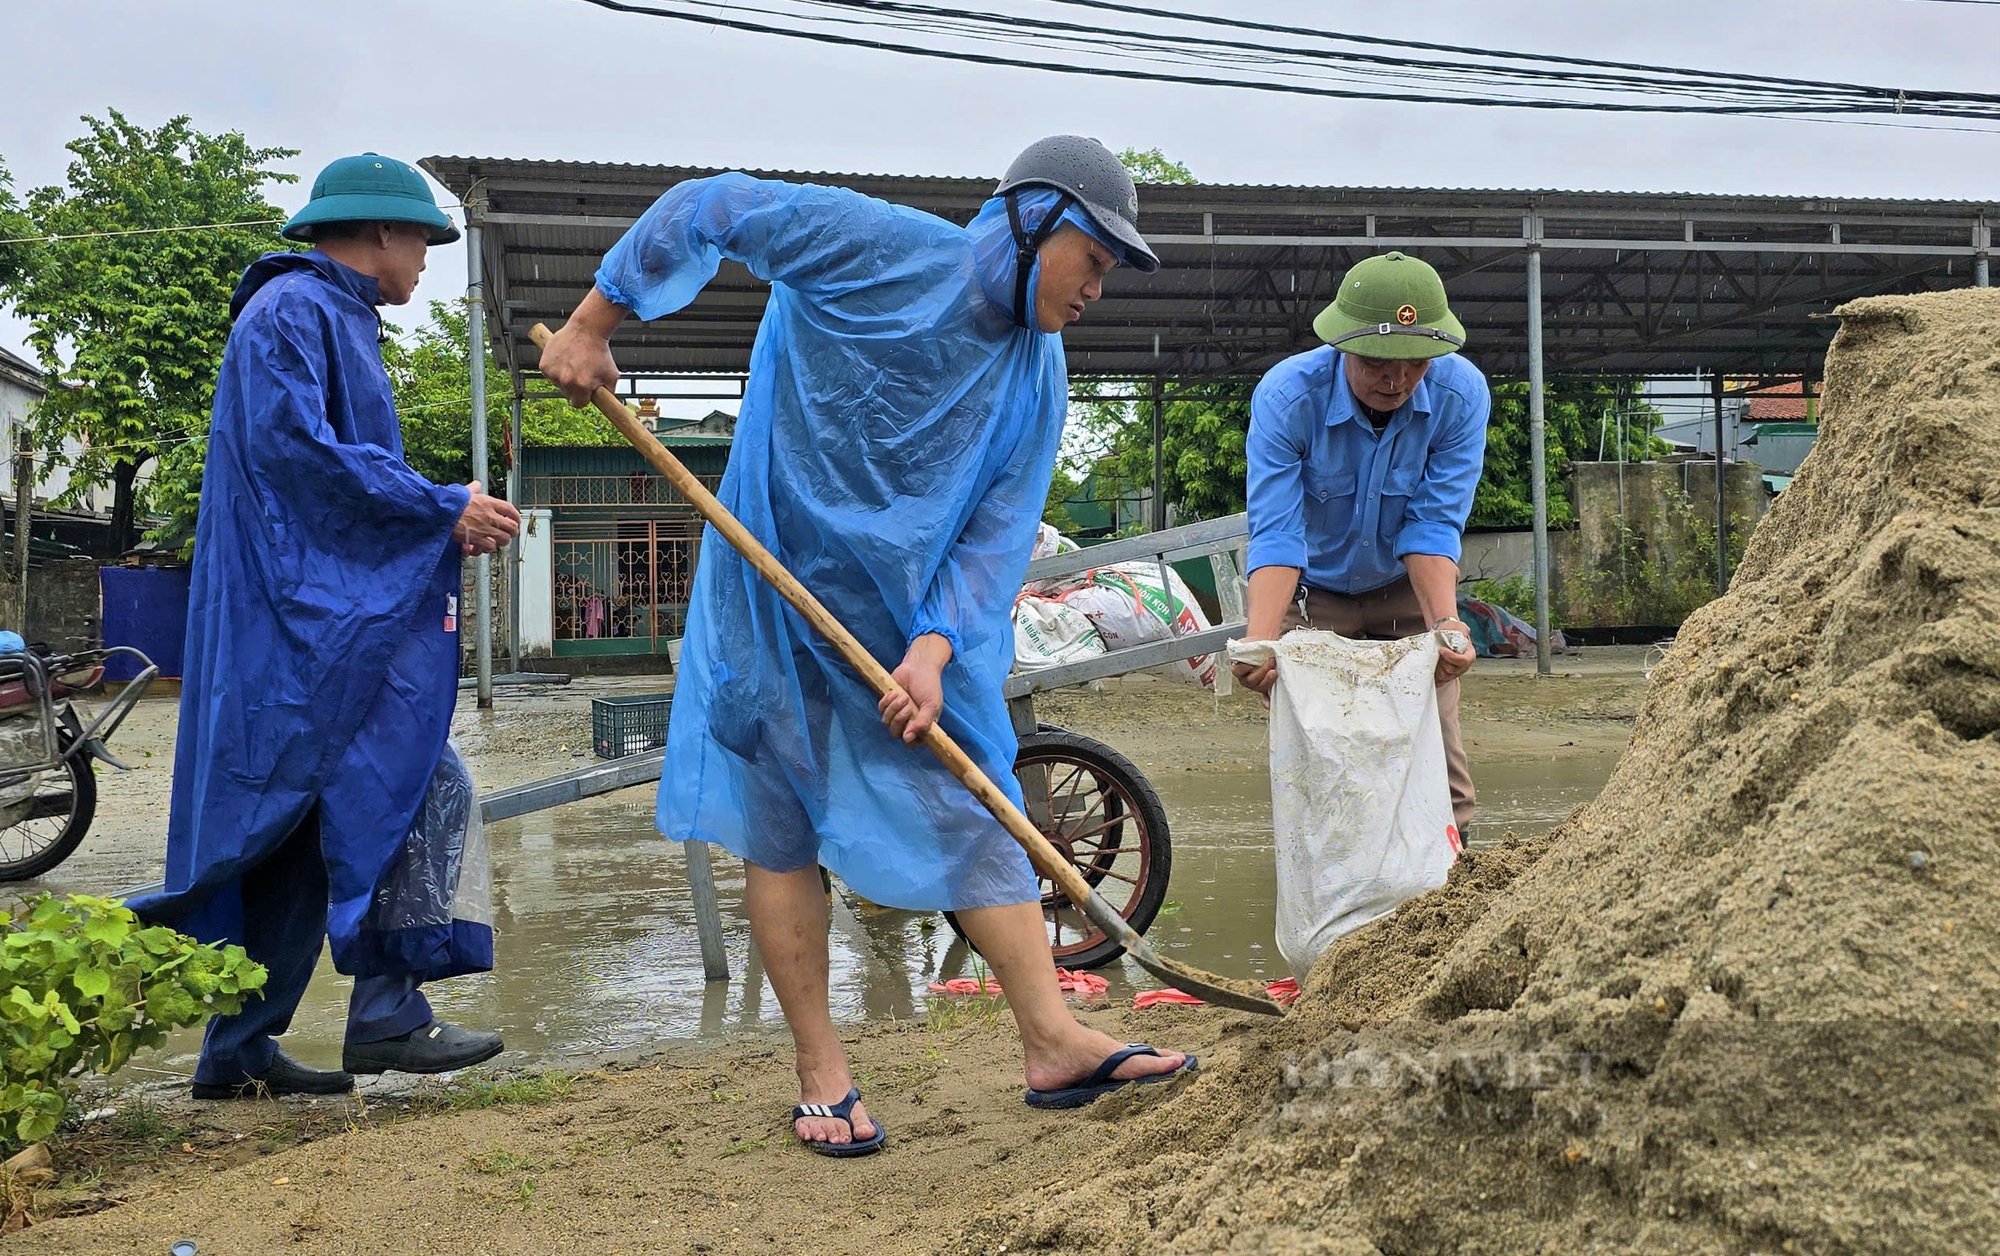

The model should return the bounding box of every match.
[1081,887,1285,1016]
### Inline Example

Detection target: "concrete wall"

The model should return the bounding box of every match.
[1553,458,1766,626]
[0,366,124,516]
[0,560,103,652]
[1459,529,1535,585]
[459,553,507,674]
[518,509,554,657]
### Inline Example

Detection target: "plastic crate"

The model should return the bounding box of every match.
[591,693,673,759]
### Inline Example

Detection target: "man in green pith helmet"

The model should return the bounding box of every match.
[134,152,520,1099]
[1231,250,1489,841]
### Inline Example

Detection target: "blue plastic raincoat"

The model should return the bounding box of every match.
[132,251,492,982]
[609,176,1108,910]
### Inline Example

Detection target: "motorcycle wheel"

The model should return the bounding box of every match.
[0,729,99,882]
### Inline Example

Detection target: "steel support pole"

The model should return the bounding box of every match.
[506,391,524,668]
[467,217,494,709]
[11,434,31,632]
[1526,243,1552,677]
[1713,372,1729,595]
[1151,374,1165,532]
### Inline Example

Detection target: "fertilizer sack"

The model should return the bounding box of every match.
[1029,521,1081,562]
[1056,563,1218,689]
[1013,594,1107,671]
[1229,630,1459,977]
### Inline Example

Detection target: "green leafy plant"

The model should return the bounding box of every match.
[1467,576,1540,624]
[0,895,266,1147]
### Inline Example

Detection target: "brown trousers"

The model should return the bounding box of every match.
[1281,576,1475,830]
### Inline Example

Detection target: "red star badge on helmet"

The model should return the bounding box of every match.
[1395,304,1419,326]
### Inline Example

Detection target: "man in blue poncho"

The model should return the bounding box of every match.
[133,154,521,1099]
[541,137,1195,1155]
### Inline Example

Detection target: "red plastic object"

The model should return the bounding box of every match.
[1054,968,1109,997]
[1133,987,1208,1009]
[1137,977,1301,1010]
[927,977,1004,997]
[927,968,1110,1000]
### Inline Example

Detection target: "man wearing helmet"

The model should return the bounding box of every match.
[135,154,521,1099]
[539,136,1195,1156]
[1232,251,1488,842]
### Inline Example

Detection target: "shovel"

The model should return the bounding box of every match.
[529,324,1282,1016]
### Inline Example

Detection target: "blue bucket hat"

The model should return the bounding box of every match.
[282,153,459,245]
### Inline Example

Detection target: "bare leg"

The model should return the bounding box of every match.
[744,863,876,1146]
[955,901,1186,1092]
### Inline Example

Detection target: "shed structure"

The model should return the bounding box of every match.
[426,156,1995,672]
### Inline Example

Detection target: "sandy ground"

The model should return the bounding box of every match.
[9,646,1653,1252]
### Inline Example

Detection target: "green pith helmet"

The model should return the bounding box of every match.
[1311,251,1466,360]
[282,153,460,245]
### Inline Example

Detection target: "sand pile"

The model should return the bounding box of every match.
[971,288,2000,1256]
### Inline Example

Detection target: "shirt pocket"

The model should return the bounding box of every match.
[1381,439,1427,499]
[1378,446,1426,535]
[1303,463,1359,539]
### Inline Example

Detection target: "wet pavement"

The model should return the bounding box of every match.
[23,653,1645,1085]
[107,744,1623,1082]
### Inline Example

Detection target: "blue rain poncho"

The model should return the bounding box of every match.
[131,251,492,983]
[605,175,1113,910]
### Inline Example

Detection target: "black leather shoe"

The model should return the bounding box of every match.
[342,1020,504,1075]
[191,1049,355,1100]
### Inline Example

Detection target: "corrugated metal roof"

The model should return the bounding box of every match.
[427,156,1998,209]
[430,154,1997,380]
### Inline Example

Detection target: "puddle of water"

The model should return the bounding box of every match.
[137,749,1620,1078]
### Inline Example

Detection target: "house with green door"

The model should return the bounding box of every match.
[518,411,733,660]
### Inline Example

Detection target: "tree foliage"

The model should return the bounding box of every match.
[1471,378,1664,528]
[1,895,265,1147]
[0,158,37,293]
[7,111,294,552]
[1118,147,1196,185]
[385,300,622,489]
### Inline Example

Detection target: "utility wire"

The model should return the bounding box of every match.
[1033,0,1996,101]
[573,0,2000,124]
[0,201,467,249]
[0,218,284,248]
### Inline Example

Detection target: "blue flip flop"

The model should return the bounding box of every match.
[792,1087,886,1158]
[1023,1044,1199,1110]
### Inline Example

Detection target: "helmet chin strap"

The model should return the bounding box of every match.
[1005,190,1076,330]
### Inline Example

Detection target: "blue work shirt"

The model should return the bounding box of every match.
[1245,346,1490,593]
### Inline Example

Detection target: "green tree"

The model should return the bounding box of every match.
[1097,384,1250,524]
[1118,147,1196,185]
[385,300,621,489]
[1046,149,1221,532]
[9,111,294,553]
[0,157,38,292]
[1471,378,1663,528]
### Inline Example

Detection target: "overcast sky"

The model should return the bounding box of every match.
[5,0,1997,363]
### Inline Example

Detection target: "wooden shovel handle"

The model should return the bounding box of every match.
[528,324,1100,908]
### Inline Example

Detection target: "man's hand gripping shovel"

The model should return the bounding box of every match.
[529,323,1283,1017]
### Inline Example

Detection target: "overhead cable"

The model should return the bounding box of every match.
[570,0,2000,126]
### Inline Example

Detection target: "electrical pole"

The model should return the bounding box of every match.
[12,432,31,632]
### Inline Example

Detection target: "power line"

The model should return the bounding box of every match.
[0,201,469,248]
[0,217,284,248]
[571,0,2000,126]
[1035,0,1995,101]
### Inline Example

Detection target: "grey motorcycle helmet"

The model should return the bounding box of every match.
[994,135,1161,327]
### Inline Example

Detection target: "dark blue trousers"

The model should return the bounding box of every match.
[193,808,434,1086]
